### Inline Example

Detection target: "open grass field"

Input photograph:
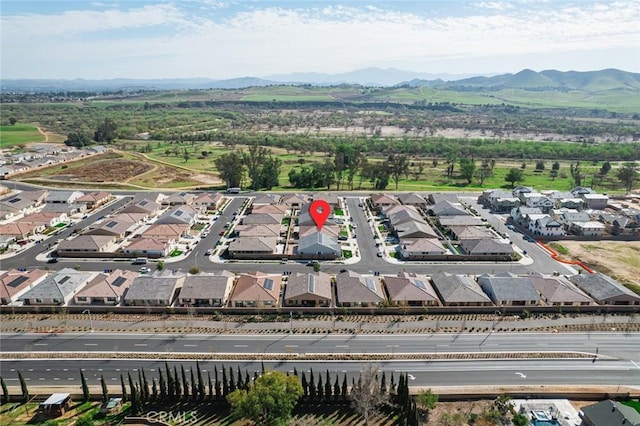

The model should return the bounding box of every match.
[0,124,46,147]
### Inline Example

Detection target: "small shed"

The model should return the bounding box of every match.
[38,393,71,417]
[101,397,123,415]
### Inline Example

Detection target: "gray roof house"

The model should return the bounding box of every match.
[56,235,116,256]
[568,273,640,305]
[45,190,84,204]
[19,268,96,305]
[155,205,200,226]
[383,272,439,307]
[284,272,333,307]
[335,271,385,307]
[252,193,282,205]
[124,274,184,306]
[178,271,235,307]
[397,192,428,208]
[297,232,341,258]
[228,237,277,258]
[459,238,514,256]
[431,272,493,306]
[395,221,439,239]
[478,273,540,306]
[241,213,283,225]
[580,399,640,426]
[529,273,594,306]
[399,238,447,259]
[428,200,468,217]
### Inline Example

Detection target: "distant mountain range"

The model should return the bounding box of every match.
[2,68,638,93]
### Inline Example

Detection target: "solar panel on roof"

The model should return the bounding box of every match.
[365,278,376,291]
[7,276,29,288]
[415,279,427,290]
[174,210,183,217]
[308,275,316,294]
[263,278,274,291]
[139,200,148,206]
[112,276,127,287]
[58,276,70,285]
[106,221,118,228]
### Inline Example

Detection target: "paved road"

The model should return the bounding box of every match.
[2,358,638,389]
[3,332,639,361]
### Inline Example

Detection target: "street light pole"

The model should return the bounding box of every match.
[83,309,93,333]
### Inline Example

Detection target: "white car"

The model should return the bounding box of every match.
[139,267,151,274]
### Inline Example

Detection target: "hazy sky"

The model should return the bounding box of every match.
[2,0,639,79]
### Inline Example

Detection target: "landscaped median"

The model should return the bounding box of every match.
[1,351,596,362]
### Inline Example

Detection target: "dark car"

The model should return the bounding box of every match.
[47,258,59,264]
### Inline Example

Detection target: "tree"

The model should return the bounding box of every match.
[513,413,530,426]
[8,117,17,125]
[120,374,127,401]
[18,371,29,403]
[416,388,438,419]
[535,160,545,171]
[243,143,268,191]
[459,157,477,184]
[570,161,583,187]
[617,162,639,193]
[600,161,612,175]
[388,154,409,190]
[214,152,244,188]
[1,376,9,404]
[349,365,387,426]
[259,156,282,190]
[94,118,118,143]
[504,168,524,188]
[80,369,90,402]
[182,149,190,163]
[65,132,92,148]
[227,370,303,426]
[101,375,109,402]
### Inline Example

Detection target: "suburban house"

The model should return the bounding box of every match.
[284,272,333,307]
[519,192,554,212]
[568,221,606,236]
[252,193,282,206]
[282,193,309,208]
[437,216,484,227]
[383,272,439,307]
[178,271,235,307]
[0,193,41,219]
[155,205,201,226]
[234,223,282,238]
[251,204,289,215]
[41,202,86,215]
[298,224,340,239]
[370,193,400,210]
[579,400,640,426]
[427,200,468,217]
[241,213,283,225]
[124,274,184,306]
[162,192,197,206]
[568,273,640,305]
[76,191,112,210]
[121,198,162,216]
[478,273,540,306]
[21,212,68,229]
[479,189,520,212]
[142,223,190,241]
[459,238,515,257]
[56,235,116,256]
[399,238,447,259]
[528,215,565,237]
[193,192,225,211]
[395,221,439,240]
[296,232,341,259]
[85,217,138,239]
[334,271,385,307]
[45,190,84,205]
[528,273,594,306]
[73,269,138,305]
[611,216,640,236]
[0,221,42,240]
[510,206,544,226]
[581,193,609,210]
[447,225,495,240]
[18,268,96,305]
[311,193,341,209]
[123,238,173,258]
[228,272,282,307]
[0,269,48,305]
[431,272,493,306]
[228,237,278,258]
[428,193,460,204]
[397,192,428,208]
[386,206,427,228]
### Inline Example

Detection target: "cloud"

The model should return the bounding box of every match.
[475,2,515,11]
[1,1,639,78]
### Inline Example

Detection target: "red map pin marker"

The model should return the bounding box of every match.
[309,200,331,231]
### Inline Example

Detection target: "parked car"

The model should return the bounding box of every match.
[376,252,383,257]
[204,249,212,256]
[47,258,59,264]
[139,266,151,274]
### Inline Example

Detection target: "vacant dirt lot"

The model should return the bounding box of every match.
[52,157,153,182]
[560,241,640,285]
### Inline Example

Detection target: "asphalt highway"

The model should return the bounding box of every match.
[2,358,638,389]
[3,332,639,360]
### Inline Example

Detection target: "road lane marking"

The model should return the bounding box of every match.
[234,344,248,348]
[84,344,98,346]
[336,345,349,348]
[285,345,298,348]
[34,343,48,346]
[631,360,640,370]
[134,344,148,347]
[184,344,198,347]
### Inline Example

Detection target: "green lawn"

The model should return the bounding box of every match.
[0,124,46,147]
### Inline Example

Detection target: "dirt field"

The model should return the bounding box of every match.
[560,241,640,285]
